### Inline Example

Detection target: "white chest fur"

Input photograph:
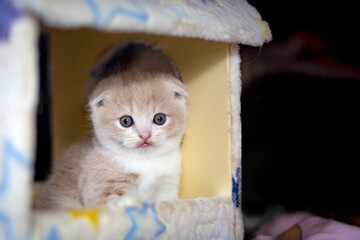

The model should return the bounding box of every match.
[115,149,182,201]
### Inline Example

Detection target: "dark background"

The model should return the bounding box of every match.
[249,1,360,66]
[242,0,360,234]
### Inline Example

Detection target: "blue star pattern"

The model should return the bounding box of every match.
[0,0,22,42]
[45,227,61,240]
[0,140,31,240]
[0,212,15,240]
[232,166,241,208]
[125,202,167,240]
[0,141,32,195]
[200,0,217,5]
[84,0,148,26]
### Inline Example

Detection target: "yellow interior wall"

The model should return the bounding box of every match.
[50,29,231,199]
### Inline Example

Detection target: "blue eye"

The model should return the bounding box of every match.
[153,113,166,125]
[119,116,133,127]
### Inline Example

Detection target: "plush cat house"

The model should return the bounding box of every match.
[0,0,271,239]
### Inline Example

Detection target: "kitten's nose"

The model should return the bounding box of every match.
[138,131,151,141]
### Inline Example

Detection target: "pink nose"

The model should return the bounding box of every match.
[138,131,151,141]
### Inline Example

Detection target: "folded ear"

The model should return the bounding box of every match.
[88,89,110,110]
[165,79,188,104]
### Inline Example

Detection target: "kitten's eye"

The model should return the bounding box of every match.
[119,116,133,128]
[153,113,167,125]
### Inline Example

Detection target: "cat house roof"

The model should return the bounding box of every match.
[15,0,271,46]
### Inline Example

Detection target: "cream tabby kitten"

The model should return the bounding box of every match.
[35,70,188,209]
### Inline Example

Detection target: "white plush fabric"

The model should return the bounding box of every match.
[15,0,271,46]
[0,12,38,240]
[33,197,239,239]
[229,43,243,239]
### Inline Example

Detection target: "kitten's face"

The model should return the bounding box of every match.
[89,71,188,156]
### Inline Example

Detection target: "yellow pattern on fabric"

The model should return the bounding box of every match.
[70,208,100,230]
[254,17,270,39]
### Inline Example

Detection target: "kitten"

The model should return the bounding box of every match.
[35,70,188,209]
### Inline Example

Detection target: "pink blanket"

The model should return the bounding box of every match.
[254,212,360,240]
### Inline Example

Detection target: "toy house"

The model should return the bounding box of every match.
[0,0,271,239]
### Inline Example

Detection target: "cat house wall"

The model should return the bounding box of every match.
[0,0,271,239]
[15,0,271,45]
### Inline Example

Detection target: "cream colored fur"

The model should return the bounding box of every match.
[35,71,188,209]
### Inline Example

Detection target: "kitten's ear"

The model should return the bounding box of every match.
[165,80,188,104]
[88,90,110,110]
